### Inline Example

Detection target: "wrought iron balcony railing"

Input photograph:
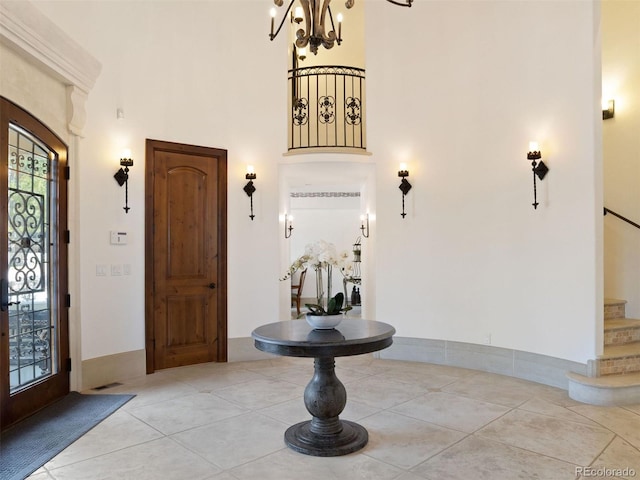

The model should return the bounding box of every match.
[288,65,366,151]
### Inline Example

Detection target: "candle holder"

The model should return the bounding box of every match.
[360,214,370,238]
[398,168,412,218]
[243,167,257,220]
[285,214,294,238]
[114,151,133,213]
[527,143,549,209]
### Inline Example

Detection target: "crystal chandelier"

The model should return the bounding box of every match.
[269,0,413,55]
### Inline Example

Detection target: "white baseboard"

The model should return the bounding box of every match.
[81,338,588,395]
[229,336,587,390]
[81,349,146,391]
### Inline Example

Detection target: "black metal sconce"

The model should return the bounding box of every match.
[243,166,257,220]
[284,213,294,238]
[114,150,133,213]
[360,214,370,238]
[398,164,412,218]
[602,99,615,120]
[527,142,549,210]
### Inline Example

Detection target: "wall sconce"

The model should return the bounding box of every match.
[398,163,412,218]
[114,149,133,213]
[527,142,549,210]
[360,214,370,238]
[284,213,294,238]
[243,165,257,220]
[602,99,615,120]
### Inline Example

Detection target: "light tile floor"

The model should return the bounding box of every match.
[28,356,640,480]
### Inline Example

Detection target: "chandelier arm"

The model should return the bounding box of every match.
[295,30,310,48]
[315,2,337,50]
[294,0,312,48]
[306,0,314,41]
[327,6,338,44]
[324,7,337,48]
[271,0,297,40]
[386,0,413,6]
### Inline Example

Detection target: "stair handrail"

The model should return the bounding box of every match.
[604,207,640,230]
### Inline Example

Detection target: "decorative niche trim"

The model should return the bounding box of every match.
[290,192,361,198]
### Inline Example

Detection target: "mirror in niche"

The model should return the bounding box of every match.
[280,161,375,321]
[288,186,364,320]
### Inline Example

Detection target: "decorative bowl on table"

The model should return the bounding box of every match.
[305,313,343,330]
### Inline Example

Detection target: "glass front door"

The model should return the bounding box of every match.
[7,123,58,393]
[1,97,69,430]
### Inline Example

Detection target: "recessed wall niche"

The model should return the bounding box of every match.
[279,161,375,320]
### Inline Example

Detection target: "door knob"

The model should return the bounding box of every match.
[208,283,216,289]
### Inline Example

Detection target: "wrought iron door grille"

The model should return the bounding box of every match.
[289,65,366,150]
[7,123,57,394]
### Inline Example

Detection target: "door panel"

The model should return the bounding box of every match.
[1,97,69,430]
[146,140,227,372]
[166,295,207,346]
[166,166,210,277]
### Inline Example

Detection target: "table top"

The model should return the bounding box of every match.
[252,319,395,358]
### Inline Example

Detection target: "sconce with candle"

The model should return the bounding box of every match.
[284,213,294,238]
[360,213,370,238]
[602,99,615,120]
[243,165,257,220]
[114,149,133,213]
[527,142,549,210]
[398,163,412,218]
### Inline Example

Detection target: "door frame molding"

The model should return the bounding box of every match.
[144,139,228,374]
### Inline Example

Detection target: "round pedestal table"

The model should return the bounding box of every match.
[251,319,395,456]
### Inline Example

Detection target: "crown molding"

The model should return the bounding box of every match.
[0,1,101,94]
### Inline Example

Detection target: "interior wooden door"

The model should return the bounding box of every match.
[0,97,69,430]
[145,139,227,372]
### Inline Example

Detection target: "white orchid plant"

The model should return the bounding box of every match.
[282,240,353,315]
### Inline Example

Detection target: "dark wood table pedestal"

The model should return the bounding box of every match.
[252,320,395,457]
[286,356,367,456]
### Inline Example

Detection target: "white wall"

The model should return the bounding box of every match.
[27,0,602,369]
[366,0,602,363]
[31,0,287,358]
[602,0,640,319]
